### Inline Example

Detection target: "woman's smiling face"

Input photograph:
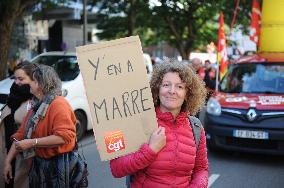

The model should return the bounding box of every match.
[159,72,187,117]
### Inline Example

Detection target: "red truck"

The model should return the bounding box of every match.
[204,52,284,154]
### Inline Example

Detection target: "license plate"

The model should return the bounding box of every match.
[233,130,269,139]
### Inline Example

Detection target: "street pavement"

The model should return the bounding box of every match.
[77,105,203,187]
[80,130,284,188]
[78,132,125,188]
[2,107,282,188]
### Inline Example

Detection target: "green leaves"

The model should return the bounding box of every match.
[83,1,252,59]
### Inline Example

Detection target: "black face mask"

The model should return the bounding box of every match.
[15,84,31,95]
[7,83,32,111]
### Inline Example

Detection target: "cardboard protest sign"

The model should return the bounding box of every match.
[76,36,157,161]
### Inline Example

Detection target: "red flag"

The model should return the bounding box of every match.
[218,12,228,80]
[250,0,261,47]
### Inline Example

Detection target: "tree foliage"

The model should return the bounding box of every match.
[0,0,35,79]
[151,1,221,59]
[91,0,252,60]
[91,0,152,45]
[151,0,253,59]
[0,0,68,80]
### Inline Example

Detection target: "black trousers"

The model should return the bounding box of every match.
[4,114,17,188]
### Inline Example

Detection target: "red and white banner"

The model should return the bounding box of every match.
[218,12,228,80]
[250,0,261,47]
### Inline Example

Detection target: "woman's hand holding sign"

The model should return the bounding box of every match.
[149,127,166,153]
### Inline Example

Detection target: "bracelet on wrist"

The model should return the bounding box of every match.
[33,138,38,147]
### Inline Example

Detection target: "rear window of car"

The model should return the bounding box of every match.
[220,63,284,94]
[32,55,80,81]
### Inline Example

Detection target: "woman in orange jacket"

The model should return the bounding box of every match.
[3,64,87,188]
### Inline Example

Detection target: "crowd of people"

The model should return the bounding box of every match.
[190,58,217,91]
[1,57,210,188]
[190,58,218,101]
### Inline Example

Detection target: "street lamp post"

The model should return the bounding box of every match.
[83,0,87,45]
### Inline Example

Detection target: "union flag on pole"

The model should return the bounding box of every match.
[218,12,228,80]
[249,0,261,47]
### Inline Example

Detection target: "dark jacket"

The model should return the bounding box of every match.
[7,83,32,113]
[4,83,32,149]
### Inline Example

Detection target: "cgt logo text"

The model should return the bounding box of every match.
[104,130,126,153]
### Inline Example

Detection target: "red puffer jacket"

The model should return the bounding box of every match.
[110,108,208,188]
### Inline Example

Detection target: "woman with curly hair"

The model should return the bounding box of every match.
[110,60,208,188]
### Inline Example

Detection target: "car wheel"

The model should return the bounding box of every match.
[75,111,87,141]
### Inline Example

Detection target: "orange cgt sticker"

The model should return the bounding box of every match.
[104,130,126,153]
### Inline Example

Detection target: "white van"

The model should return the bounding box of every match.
[143,53,153,74]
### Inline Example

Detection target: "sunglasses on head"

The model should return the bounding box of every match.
[32,63,43,76]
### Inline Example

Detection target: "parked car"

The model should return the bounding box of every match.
[143,53,153,74]
[0,51,154,140]
[0,51,92,140]
[204,52,284,154]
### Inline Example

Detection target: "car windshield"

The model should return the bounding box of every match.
[32,55,80,81]
[220,63,284,94]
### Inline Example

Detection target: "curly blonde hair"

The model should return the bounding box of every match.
[150,60,207,115]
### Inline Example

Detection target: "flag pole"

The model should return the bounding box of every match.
[229,0,240,36]
[215,61,219,91]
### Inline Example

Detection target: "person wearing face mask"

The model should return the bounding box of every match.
[3,64,87,188]
[110,60,208,188]
[0,62,35,188]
